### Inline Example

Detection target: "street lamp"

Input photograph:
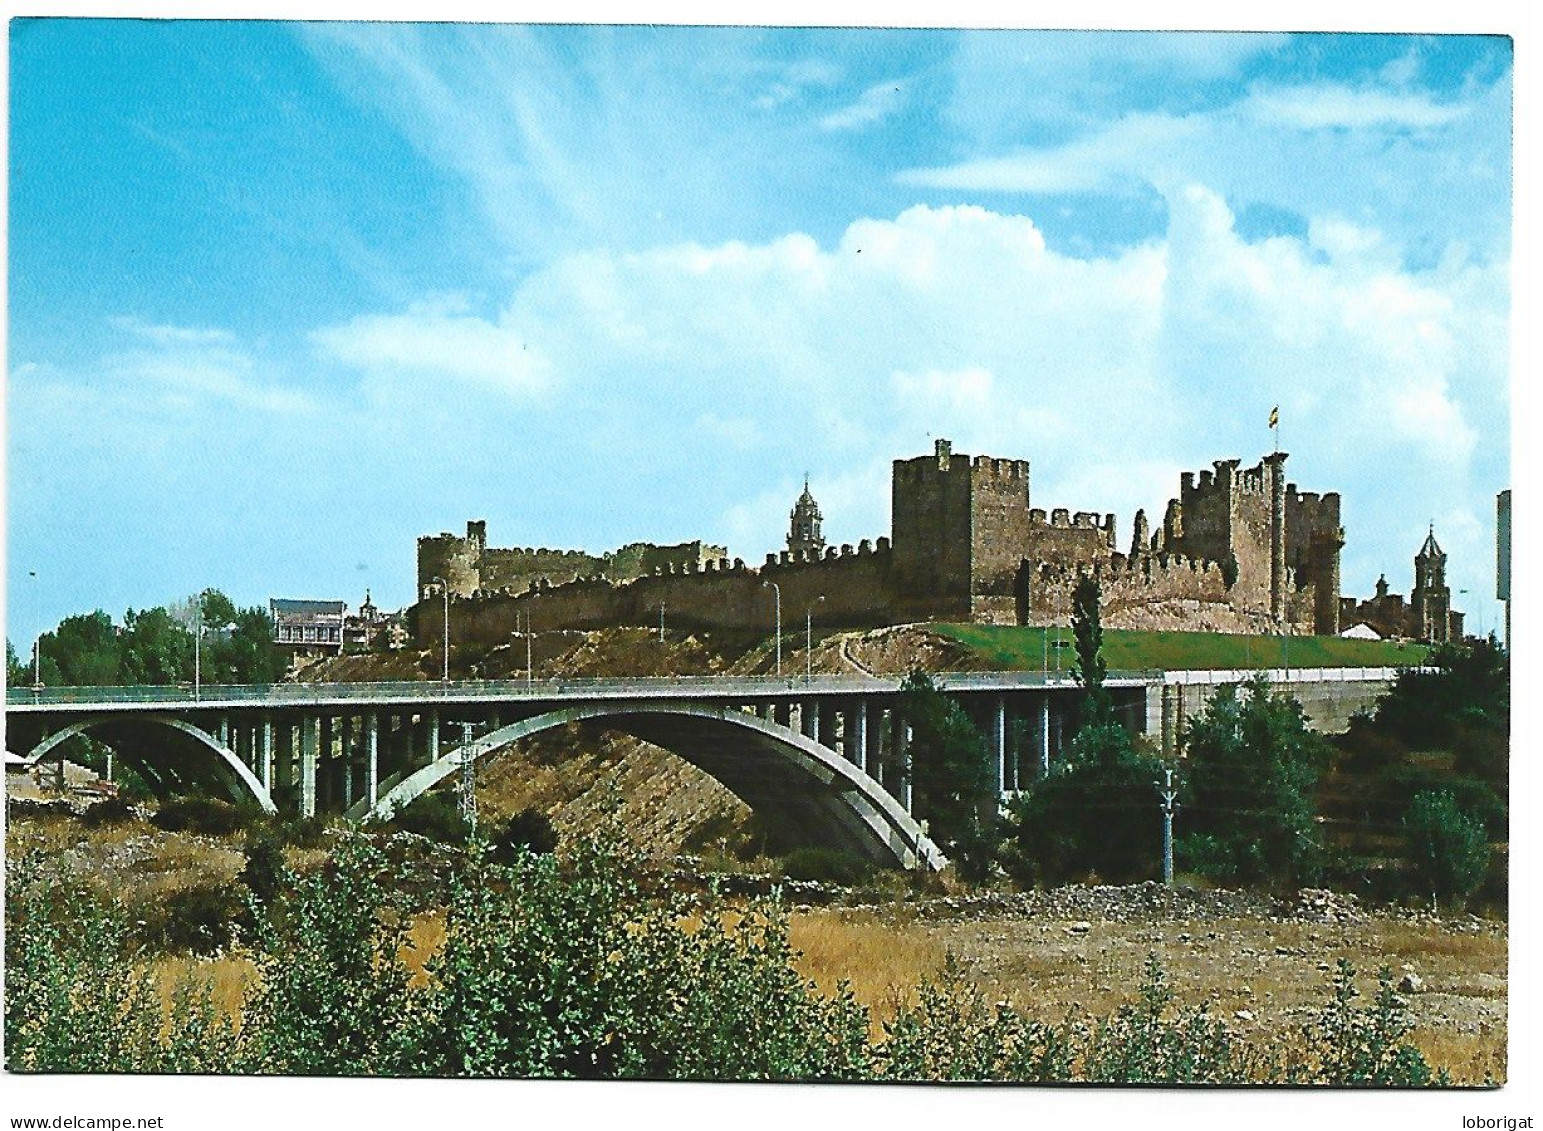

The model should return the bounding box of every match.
[805,595,826,685]
[195,617,235,701]
[28,570,41,689]
[431,576,450,682]
[523,605,534,688]
[762,580,782,677]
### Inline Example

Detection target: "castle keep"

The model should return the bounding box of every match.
[413,440,1348,650]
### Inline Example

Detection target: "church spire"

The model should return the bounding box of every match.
[787,475,826,558]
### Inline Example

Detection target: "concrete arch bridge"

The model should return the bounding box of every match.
[7,668,1396,869]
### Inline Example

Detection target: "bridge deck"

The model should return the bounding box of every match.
[6,670,1167,712]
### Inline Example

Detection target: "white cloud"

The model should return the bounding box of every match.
[818,81,906,131]
[902,69,1509,268]
[311,306,550,395]
[900,112,1199,194]
[100,319,315,416]
[109,316,237,348]
[471,193,1503,585]
[1244,83,1470,130]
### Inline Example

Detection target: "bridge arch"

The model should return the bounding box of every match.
[358,700,945,871]
[21,714,276,814]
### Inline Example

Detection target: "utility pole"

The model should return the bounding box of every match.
[456,720,478,834]
[1154,766,1179,887]
[659,601,666,644]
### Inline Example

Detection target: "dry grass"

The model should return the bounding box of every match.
[789,909,946,1030]
[781,906,1507,1084]
[149,954,256,1030]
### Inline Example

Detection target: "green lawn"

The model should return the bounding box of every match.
[934,624,1428,673]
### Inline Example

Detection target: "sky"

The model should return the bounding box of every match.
[6,22,1514,647]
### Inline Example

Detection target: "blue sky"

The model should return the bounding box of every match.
[7,23,1514,647]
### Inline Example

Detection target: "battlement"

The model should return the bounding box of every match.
[970,454,1029,481]
[412,439,1345,646]
[763,536,891,576]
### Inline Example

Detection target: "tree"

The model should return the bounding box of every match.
[1374,637,1508,751]
[201,603,286,686]
[39,611,120,687]
[1070,574,1107,699]
[1403,790,1490,909]
[1175,675,1329,886]
[120,607,193,685]
[1003,715,1166,886]
[898,669,996,881]
[6,639,30,687]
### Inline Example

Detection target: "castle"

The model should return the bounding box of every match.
[412,439,1359,651]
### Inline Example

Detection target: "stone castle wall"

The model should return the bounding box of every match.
[481,547,605,594]
[420,539,905,650]
[412,442,1345,648]
[416,522,727,602]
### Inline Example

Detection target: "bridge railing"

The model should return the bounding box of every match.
[6,668,1175,708]
[7,665,1420,710]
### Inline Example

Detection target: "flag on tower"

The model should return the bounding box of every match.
[1269,405,1279,429]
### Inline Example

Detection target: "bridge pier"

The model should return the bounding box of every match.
[894,715,912,813]
[342,715,355,809]
[367,712,379,808]
[300,715,319,818]
[261,717,274,793]
[847,699,868,773]
[991,695,1006,796]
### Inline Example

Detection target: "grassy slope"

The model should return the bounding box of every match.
[934,624,1429,672]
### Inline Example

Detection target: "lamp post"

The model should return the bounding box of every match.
[762,580,782,677]
[805,595,826,685]
[431,576,450,682]
[28,570,41,689]
[524,606,534,688]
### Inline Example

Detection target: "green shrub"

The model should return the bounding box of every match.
[494,807,558,860]
[2,835,1452,1084]
[389,793,470,845]
[1289,960,1445,1085]
[1003,719,1164,886]
[1176,676,1328,887]
[274,813,329,848]
[240,829,288,905]
[780,846,876,887]
[1403,790,1491,908]
[151,796,249,837]
[147,885,246,954]
[79,796,138,828]
[4,856,239,1073]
